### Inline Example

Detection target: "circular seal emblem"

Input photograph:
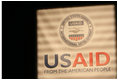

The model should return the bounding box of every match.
[59,14,93,47]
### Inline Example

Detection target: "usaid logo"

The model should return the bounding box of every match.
[59,14,94,47]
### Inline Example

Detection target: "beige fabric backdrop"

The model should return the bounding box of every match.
[37,5,117,79]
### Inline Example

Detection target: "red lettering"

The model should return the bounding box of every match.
[73,53,87,67]
[96,52,110,66]
[89,52,93,66]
